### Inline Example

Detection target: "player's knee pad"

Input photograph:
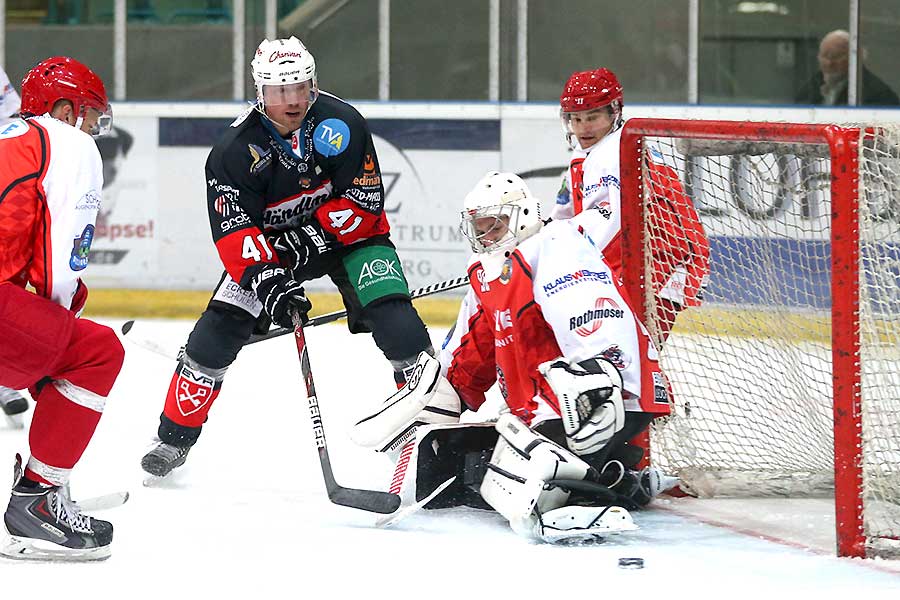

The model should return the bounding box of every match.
[184,303,257,369]
[480,413,593,536]
[161,351,229,435]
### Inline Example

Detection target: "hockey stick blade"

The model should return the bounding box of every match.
[295,314,402,515]
[328,486,400,514]
[76,491,130,511]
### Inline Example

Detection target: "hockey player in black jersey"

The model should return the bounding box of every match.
[141,36,433,477]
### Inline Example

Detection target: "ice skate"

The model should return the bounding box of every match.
[141,440,191,478]
[1,456,112,562]
[0,387,28,429]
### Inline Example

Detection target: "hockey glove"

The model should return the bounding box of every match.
[538,356,625,456]
[268,223,329,270]
[250,267,312,330]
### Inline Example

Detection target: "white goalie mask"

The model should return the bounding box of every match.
[460,172,542,279]
[251,36,318,109]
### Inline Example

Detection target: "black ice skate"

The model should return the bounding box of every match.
[1,456,113,562]
[141,441,191,477]
[0,387,28,429]
[0,387,27,416]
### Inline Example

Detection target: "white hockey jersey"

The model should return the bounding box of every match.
[441,220,668,426]
[0,116,104,310]
[552,127,623,271]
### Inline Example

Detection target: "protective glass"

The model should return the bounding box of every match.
[459,205,519,254]
[262,81,318,106]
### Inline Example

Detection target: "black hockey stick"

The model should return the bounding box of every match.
[291,309,401,514]
[247,274,470,345]
[120,275,470,360]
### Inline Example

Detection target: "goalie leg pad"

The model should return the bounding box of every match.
[384,422,497,521]
[480,414,593,537]
[534,505,638,544]
[352,352,461,452]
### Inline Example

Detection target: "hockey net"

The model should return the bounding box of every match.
[620,119,900,558]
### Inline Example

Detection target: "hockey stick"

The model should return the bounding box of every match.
[120,274,470,360]
[291,309,401,514]
[247,274,470,345]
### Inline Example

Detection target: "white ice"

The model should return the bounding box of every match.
[2,319,900,598]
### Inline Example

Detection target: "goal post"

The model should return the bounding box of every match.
[620,118,900,559]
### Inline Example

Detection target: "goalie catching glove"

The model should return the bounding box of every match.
[539,356,625,456]
[351,352,462,452]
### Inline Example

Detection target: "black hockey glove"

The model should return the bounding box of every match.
[268,223,329,270]
[250,267,312,330]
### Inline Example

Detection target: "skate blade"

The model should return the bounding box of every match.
[2,413,25,430]
[1,533,111,562]
[76,491,130,511]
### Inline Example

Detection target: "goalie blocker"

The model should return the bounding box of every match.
[352,353,677,542]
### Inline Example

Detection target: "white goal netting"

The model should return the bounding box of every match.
[635,123,900,555]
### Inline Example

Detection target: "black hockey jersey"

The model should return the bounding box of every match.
[204,92,389,287]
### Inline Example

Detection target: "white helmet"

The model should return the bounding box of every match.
[460,172,542,277]
[251,36,318,108]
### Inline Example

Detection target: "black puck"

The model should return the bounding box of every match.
[618,557,644,569]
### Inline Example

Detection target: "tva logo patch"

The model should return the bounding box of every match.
[314,118,350,156]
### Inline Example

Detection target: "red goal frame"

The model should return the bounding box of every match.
[619,119,864,558]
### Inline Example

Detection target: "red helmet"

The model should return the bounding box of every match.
[559,68,623,113]
[20,56,109,118]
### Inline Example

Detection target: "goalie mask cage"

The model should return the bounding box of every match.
[620,119,900,559]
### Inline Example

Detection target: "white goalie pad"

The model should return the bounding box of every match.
[480,413,594,539]
[377,421,495,528]
[351,352,462,452]
[533,505,638,544]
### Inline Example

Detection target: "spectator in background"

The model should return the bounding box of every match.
[1,66,21,122]
[795,29,899,106]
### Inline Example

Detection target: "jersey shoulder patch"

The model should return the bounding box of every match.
[313,117,351,157]
[0,119,28,139]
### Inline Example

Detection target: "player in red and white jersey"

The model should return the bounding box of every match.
[0,57,122,562]
[0,65,26,422]
[556,68,709,340]
[352,173,676,542]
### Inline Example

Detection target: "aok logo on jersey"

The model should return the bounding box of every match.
[357,258,403,288]
[570,297,625,337]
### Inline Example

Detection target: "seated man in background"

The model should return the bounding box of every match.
[794,29,899,106]
[352,172,677,543]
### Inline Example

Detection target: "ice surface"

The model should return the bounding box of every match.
[1,319,899,596]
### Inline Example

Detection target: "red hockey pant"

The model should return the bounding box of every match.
[0,282,125,484]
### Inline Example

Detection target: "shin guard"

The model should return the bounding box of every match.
[162,353,227,429]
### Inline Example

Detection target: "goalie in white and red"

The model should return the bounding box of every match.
[352,172,677,543]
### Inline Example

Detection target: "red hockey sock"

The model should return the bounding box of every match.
[28,383,103,484]
[162,361,222,428]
